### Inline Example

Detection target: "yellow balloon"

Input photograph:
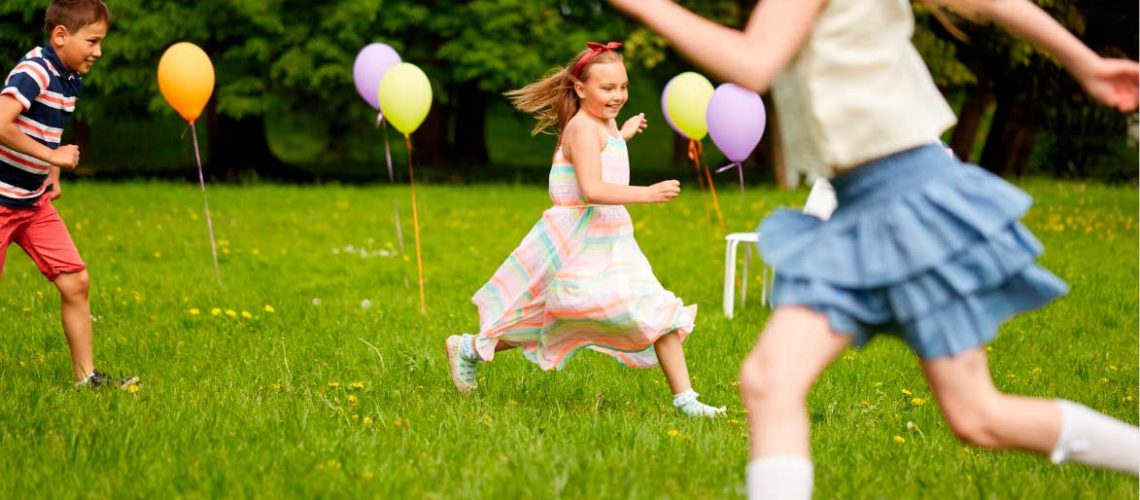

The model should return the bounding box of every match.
[157,42,215,123]
[665,72,714,140]
[378,63,432,134]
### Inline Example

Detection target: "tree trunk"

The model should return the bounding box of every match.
[979,85,1014,176]
[451,81,489,166]
[980,85,1036,177]
[949,85,991,163]
[205,105,289,181]
[413,99,450,166]
[767,96,788,189]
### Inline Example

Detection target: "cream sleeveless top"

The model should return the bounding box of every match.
[771,0,957,179]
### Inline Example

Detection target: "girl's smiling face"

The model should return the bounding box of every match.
[576,61,629,121]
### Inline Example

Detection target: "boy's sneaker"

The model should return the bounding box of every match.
[446,335,477,394]
[76,370,140,390]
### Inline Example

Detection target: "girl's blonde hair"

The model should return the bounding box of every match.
[505,48,624,136]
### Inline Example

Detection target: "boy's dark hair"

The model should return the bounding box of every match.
[44,0,111,37]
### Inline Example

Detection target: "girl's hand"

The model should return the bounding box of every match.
[646,179,681,203]
[1078,57,1139,113]
[621,113,648,140]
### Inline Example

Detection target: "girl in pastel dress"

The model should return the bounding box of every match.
[607,0,1140,497]
[446,42,725,418]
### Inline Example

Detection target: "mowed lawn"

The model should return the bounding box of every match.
[0,179,1136,498]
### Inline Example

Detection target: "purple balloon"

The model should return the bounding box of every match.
[706,83,766,162]
[660,78,685,138]
[353,43,401,111]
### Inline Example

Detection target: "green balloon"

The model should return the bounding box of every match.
[378,63,433,134]
[665,72,714,140]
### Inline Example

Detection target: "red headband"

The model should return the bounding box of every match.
[571,41,622,79]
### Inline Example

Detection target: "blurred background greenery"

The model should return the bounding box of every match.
[0,0,1134,184]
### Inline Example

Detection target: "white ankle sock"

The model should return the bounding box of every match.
[459,334,480,361]
[746,456,813,500]
[1051,399,1140,476]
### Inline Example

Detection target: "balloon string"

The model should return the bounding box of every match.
[190,123,222,286]
[715,162,746,193]
[405,134,426,314]
[379,117,408,288]
[691,139,724,233]
[688,139,714,230]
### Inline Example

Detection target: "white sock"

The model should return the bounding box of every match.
[672,389,726,417]
[746,456,813,500]
[459,334,481,362]
[1051,399,1140,476]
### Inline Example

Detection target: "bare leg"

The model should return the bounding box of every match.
[654,331,692,395]
[469,336,517,353]
[740,306,852,458]
[54,270,94,381]
[923,347,1063,452]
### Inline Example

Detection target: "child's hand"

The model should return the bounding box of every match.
[621,113,648,140]
[48,145,79,169]
[647,179,681,203]
[1078,57,1139,113]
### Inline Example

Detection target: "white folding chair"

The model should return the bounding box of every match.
[723,178,836,318]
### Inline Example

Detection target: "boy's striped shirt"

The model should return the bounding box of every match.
[0,45,82,207]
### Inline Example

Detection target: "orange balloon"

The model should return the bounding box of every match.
[157,42,215,123]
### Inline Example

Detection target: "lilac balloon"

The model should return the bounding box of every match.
[353,43,401,111]
[706,83,766,162]
[660,79,685,138]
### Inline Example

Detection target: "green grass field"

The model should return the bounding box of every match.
[0,179,1136,498]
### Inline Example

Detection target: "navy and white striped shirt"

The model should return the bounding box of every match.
[0,45,82,207]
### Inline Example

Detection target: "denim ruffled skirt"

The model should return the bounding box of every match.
[757,144,1068,359]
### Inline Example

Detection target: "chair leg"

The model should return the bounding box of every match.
[724,239,738,318]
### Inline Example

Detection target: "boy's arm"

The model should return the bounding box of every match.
[0,96,79,168]
[965,0,1138,112]
[606,0,826,93]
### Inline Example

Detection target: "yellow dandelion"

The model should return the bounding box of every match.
[225,309,237,317]
[352,414,359,420]
[211,307,222,316]
[127,384,140,394]
[328,381,341,389]
[271,384,281,391]
[22,307,31,313]
[241,311,253,319]
[363,416,374,426]
[729,418,740,425]
[349,381,364,390]
[189,308,200,315]
[347,394,359,405]
[1031,367,1042,375]
[1109,365,1118,372]
[264,305,276,313]
[911,397,927,406]
[986,346,993,352]
[667,429,681,438]
[893,435,905,443]
[1098,377,1109,385]
[153,251,162,258]
[861,400,871,409]
[1125,395,1134,402]
[901,389,913,397]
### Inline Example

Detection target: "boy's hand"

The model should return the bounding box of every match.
[621,113,648,140]
[48,145,79,169]
[646,179,681,203]
[1078,57,1139,113]
[45,168,61,201]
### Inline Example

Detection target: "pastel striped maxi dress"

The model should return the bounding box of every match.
[471,135,697,370]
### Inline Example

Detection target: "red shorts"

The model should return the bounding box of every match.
[0,197,86,281]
